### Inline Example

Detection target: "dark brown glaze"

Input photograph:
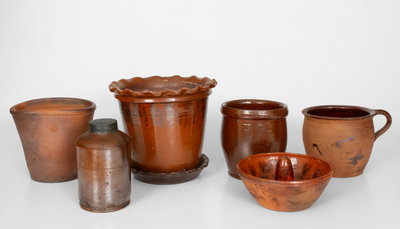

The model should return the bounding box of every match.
[221,99,288,179]
[119,99,207,172]
[237,152,332,212]
[275,157,294,181]
[109,76,216,184]
[77,119,131,212]
[302,105,392,178]
[131,154,209,184]
[10,98,95,182]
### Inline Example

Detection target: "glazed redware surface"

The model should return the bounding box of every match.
[10,97,96,182]
[302,105,392,177]
[131,154,209,185]
[109,75,216,183]
[77,119,131,212]
[221,99,288,178]
[237,152,332,212]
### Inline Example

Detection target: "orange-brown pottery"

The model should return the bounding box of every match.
[221,99,288,178]
[77,119,131,212]
[109,75,217,184]
[237,152,332,212]
[302,105,392,178]
[10,97,96,182]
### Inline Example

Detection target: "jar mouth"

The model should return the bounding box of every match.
[10,97,96,116]
[221,99,288,119]
[302,105,375,120]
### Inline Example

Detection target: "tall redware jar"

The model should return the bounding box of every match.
[221,99,288,178]
[76,119,131,212]
[109,76,217,184]
[302,105,392,178]
[10,97,96,182]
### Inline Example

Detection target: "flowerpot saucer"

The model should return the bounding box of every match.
[131,154,209,184]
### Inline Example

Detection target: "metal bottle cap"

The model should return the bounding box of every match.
[89,118,118,133]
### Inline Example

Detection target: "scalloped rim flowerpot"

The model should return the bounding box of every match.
[109,75,217,103]
[10,97,96,183]
[109,75,217,184]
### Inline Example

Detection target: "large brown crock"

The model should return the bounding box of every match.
[302,105,392,177]
[10,97,96,182]
[109,75,217,184]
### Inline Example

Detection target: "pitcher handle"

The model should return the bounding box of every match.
[374,109,392,141]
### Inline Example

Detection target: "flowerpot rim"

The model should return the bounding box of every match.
[221,99,288,119]
[237,152,333,185]
[109,75,217,103]
[302,105,376,120]
[10,97,96,116]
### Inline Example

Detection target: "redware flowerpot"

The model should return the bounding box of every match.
[109,75,217,184]
[221,99,288,178]
[10,97,96,182]
[302,105,392,177]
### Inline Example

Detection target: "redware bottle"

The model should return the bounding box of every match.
[76,118,131,212]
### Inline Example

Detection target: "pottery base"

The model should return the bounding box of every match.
[80,200,130,213]
[132,154,209,184]
[332,170,364,178]
[30,174,77,183]
[228,171,240,180]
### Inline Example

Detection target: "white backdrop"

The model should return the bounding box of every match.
[1,0,399,228]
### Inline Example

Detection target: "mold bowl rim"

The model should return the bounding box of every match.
[237,152,333,185]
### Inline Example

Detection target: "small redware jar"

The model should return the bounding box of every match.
[76,118,131,212]
[221,99,288,179]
